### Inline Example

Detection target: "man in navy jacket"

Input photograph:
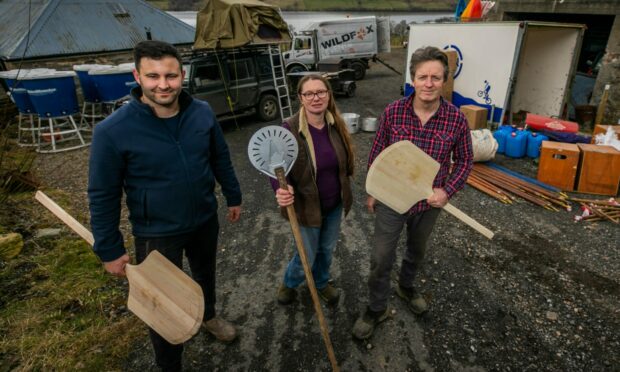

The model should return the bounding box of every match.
[88,40,242,371]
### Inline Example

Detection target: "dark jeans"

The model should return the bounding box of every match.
[368,203,440,312]
[134,215,219,372]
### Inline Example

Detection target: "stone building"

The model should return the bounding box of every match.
[0,0,195,125]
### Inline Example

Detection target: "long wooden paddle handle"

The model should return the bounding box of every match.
[35,190,95,246]
[443,202,495,240]
[275,168,340,372]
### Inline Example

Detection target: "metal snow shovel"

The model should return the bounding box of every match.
[34,191,204,344]
[366,141,494,240]
[248,126,340,372]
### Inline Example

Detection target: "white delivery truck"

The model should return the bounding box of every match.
[282,16,391,80]
[405,22,585,124]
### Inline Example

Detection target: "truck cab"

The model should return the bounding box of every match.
[285,31,315,73]
[183,47,282,122]
[282,16,391,80]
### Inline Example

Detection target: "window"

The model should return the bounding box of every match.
[295,37,312,50]
[227,59,253,81]
[193,64,222,87]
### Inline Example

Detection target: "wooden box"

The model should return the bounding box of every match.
[576,144,620,195]
[460,105,488,130]
[591,124,620,143]
[537,141,580,191]
[441,50,457,102]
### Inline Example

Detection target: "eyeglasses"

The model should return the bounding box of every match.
[300,90,328,100]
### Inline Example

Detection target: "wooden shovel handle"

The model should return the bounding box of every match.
[275,168,340,372]
[35,191,95,246]
[443,202,494,240]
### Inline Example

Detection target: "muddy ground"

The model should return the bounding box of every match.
[30,47,619,371]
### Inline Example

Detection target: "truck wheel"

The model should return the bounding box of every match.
[345,82,356,97]
[257,94,279,122]
[350,61,366,80]
[287,65,307,74]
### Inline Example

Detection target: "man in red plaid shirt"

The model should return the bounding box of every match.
[353,46,473,340]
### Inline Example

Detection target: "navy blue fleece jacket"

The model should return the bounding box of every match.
[87,88,241,262]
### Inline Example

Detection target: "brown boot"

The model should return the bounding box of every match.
[203,316,237,343]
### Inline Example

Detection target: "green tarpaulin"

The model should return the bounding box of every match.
[194,0,291,49]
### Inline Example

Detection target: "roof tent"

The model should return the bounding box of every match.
[194,0,291,50]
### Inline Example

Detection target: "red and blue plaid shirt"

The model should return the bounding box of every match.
[368,95,473,214]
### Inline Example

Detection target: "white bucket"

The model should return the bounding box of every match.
[342,113,360,134]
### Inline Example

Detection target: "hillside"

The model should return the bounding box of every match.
[147,0,454,11]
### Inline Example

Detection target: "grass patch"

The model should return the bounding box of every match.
[145,0,169,10]
[0,219,144,370]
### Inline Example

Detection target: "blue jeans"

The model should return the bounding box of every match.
[283,204,343,290]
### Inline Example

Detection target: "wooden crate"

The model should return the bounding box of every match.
[460,105,488,130]
[576,144,620,196]
[537,141,580,191]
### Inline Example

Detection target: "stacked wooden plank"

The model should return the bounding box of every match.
[467,163,570,211]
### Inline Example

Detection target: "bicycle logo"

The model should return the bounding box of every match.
[477,80,492,104]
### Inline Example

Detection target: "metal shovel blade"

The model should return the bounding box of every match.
[247,126,298,178]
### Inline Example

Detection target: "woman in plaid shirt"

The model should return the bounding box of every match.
[353,46,473,340]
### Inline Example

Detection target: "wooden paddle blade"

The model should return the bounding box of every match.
[366,141,439,213]
[126,250,204,345]
[366,141,494,240]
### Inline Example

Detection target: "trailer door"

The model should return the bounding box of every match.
[510,22,584,118]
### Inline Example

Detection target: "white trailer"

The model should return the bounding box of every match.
[405,22,585,124]
[283,16,391,80]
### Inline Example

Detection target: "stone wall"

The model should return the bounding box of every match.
[591,16,620,124]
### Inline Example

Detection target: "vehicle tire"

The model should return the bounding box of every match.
[350,61,366,80]
[345,82,356,98]
[287,65,307,74]
[257,94,279,122]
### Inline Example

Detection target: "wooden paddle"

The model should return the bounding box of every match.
[247,126,339,371]
[366,141,494,240]
[34,191,204,344]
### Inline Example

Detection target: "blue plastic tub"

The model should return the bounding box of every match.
[73,64,113,103]
[89,65,137,102]
[22,71,79,117]
[0,69,55,114]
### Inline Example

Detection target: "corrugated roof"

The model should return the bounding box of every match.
[0,0,196,61]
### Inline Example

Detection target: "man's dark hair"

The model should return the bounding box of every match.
[133,40,182,71]
[409,46,449,82]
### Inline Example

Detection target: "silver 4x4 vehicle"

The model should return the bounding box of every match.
[183,47,283,122]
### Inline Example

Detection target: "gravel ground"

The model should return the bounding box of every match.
[32,47,619,371]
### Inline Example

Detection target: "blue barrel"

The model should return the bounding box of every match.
[22,71,79,117]
[89,65,138,102]
[0,69,55,114]
[526,132,549,158]
[505,130,528,158]
[73,64,113,103]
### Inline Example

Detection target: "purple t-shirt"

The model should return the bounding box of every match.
[308,124,342,212]
[270,123,342,213]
